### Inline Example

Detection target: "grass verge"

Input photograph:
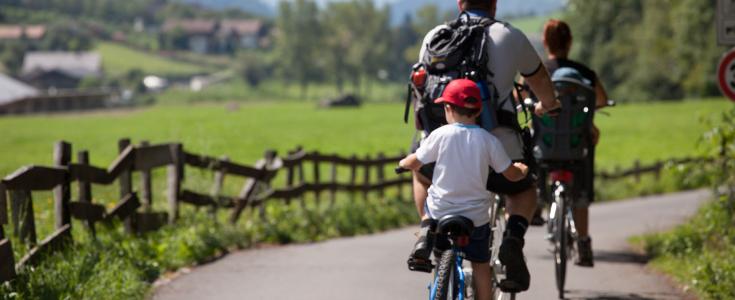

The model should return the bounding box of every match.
[1,193,415,300]
[638,197,735,299]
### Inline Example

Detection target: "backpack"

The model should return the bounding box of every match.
[404,13,500,135]
[531,67,596,162]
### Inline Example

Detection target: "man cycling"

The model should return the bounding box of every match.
[408,0,560,292]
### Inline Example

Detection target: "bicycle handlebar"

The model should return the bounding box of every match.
[395,167,410,174]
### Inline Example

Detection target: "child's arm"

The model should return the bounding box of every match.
[399,153,423,171]
[502,162,529,182]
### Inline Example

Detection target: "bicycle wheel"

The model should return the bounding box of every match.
[553,185,567,299]
[433,250,457,300]
[491,197,514,300]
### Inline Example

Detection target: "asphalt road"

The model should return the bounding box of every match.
[153,189,709,300]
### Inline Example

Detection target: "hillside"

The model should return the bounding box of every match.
[180,0,566,23]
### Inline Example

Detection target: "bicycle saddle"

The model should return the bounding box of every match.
[437,215,474,236]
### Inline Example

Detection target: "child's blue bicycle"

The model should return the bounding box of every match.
[427,205,516,300]
[399,166,515,300]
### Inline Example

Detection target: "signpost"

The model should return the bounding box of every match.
[718,0,735,46]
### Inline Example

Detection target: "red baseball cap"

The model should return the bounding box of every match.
[434,79,483,110]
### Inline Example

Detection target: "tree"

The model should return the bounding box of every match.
[273,0,323,99]
[566,0,724,101]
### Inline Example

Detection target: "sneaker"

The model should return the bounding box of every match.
[575,236,594,267]
[410,221,436,260]
[530,208,545,226]
[498,236,530,292]
[407,220,436,273]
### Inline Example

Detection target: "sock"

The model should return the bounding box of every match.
[420,218,435,228]
[506,215,529,240]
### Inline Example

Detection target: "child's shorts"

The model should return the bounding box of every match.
[434,222,491,263]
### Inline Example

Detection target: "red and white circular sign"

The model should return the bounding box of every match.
[718,48,735,101]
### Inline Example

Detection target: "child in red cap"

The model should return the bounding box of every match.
[400,79,528,299]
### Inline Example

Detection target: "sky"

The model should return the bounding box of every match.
[260,0,395,7]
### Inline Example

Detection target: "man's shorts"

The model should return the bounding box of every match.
[434,223,491,263]
[418,162,535,196]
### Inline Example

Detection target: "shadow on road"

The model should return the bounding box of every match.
[565,289,681,300]
[593,250,649,265]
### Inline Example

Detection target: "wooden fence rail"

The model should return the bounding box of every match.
[0,139,409,283]
[597,156,715,182]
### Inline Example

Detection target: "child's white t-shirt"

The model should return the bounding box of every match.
[415,123,512,226]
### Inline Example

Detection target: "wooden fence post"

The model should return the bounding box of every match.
[140,141,153,212]
[258,150,277,221]
[210,156,228,215]
[376,152,386,199]
[297,147,305,206]
[363,155,371,201]
[330,155,337,208]
[312,151,321,205]
[77,150,95,236]
[230,150,273,224]
[633,160,641,183]
[12,190,36,246]
[0,184,6,239]
[53,141,72,232]
[349,154,357,202]
[118,138,134,233]
[167,143,184,224]
[0,184,6,240]
[0,237,15,283]
[398,150,407,200]
[285,150,295,206]
[654,160,662,181]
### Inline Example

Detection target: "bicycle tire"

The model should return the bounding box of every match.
[490,196,517,300]
[433,250,457,300]
[553,184,567,299]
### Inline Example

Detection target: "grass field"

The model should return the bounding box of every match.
[96,42,212,77]
[0,98,730,177]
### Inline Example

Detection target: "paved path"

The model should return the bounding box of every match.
[153,190,709,300]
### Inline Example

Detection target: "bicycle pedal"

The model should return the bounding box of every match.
[407,257,434,273]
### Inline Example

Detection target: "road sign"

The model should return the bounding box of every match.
[718,0,735,45]
[717,48,735,101]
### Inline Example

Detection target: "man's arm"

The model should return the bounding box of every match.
[594,78,609,108]
[524,66,561,116]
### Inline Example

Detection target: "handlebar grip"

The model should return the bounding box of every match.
[395,167,410,174]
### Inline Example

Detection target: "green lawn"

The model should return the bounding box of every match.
[0,98,730,177]
[594,98,730,169]
[96,42,211,77]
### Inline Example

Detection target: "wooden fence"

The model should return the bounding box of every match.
[597,156,715,182]
[0,139,410,283]
[0,137,711,284]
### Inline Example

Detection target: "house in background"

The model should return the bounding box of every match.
[20,51,102,89]
[0,72,111,116]
[0,73,40,114]
[217,19,267,51]
[161,19,269,54]
[162,19,218,54]
[0,25,46,41]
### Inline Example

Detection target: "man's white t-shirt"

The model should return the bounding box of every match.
[418,19,542,160]
[415,123,512,226]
